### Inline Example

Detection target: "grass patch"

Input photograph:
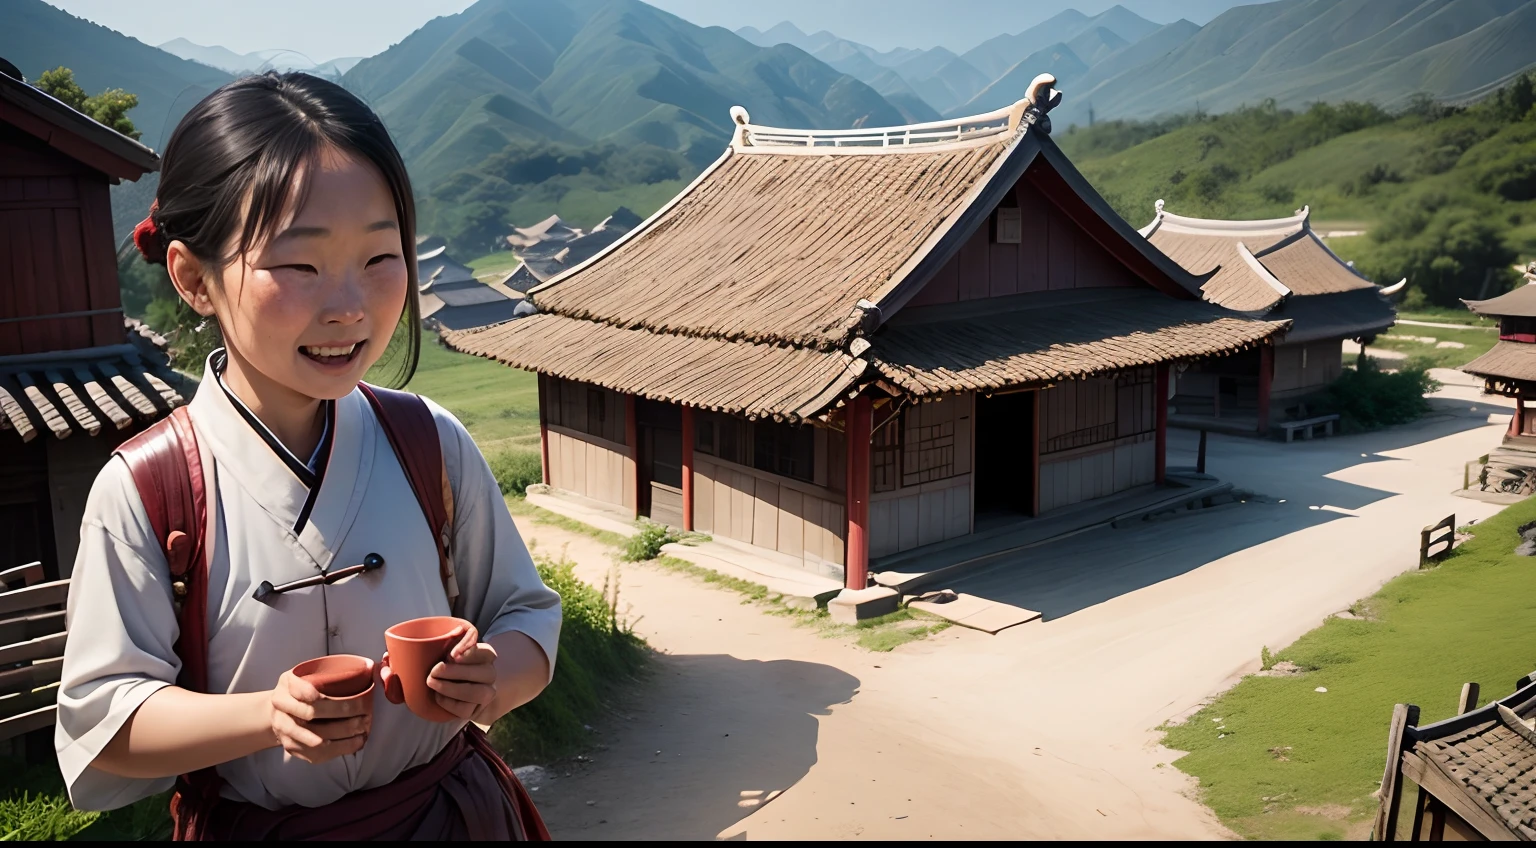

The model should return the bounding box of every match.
[487,448,542,497]
[405,334,539,450]
[465,251,523,278]
[0,757,170,841]
[1396,308,1498,327]
[490,553,647,765]
[1162,497,1536,840]
[621,520,679,563]
[1373,324,1498,369]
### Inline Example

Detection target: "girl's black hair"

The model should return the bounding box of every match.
[150,71,420,388]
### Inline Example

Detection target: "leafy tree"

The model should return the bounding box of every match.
[1363,207,1517,306]
[31,66,140,140]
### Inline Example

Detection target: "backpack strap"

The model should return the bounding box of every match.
[115,406,211,693]
[358,383,458,611]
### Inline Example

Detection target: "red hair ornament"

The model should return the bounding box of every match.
[133,201,167,265]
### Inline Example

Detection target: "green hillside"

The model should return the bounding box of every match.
[1059,74,1536,308]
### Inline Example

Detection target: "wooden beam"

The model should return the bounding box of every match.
[1155,364,1169,484]
[0,563,43,591]
[0,704,56,744]
[1257,345,1274,436]
[625,393,639,519]
[1374,702,1418,841]
[844,394,872,590]
[1030,389,1042,517]
[537,374,551,486]
[681,405,695,532]
[1458,682,1481,715]
[0,581,68,618]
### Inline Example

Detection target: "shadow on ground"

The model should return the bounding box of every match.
[533,654,859,841]
[949,398,1504,620]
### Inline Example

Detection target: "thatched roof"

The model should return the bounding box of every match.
[1466,283,1536,318]
[449,78,1286,420]
[1464,341,1536,384]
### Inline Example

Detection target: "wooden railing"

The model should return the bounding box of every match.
[1419,514,1456,568]
[0,563,68,743]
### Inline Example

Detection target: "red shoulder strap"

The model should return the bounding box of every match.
[114,406,211,694]
[359,383,455,604]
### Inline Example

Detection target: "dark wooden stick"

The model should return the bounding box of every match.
[253,554,384,602]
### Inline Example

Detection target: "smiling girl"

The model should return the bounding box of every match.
[53,73,559,840]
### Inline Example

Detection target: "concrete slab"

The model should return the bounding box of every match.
[872,478,1231,594]
[907,592,1041,634]
[525,486,639,539]
[827,586,899,624]
[659,541,842,607]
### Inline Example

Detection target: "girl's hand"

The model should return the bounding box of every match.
[268,671,371,764]
[426,624,499,723]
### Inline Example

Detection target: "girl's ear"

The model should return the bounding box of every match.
[165,240,216,317]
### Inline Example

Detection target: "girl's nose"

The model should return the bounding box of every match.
[323,271,368,324]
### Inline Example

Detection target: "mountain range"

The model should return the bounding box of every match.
[738,0,1536,126]
[157,38,363,79]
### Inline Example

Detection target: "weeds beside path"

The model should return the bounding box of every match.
[1162,497,1536,840]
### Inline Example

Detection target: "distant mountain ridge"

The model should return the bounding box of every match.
[157,38,363,79]
[346,0,909,189]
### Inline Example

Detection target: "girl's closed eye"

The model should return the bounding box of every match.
[366,253,399,268]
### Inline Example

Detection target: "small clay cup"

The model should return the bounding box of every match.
[291,654,376,700]
[381,616,471,723]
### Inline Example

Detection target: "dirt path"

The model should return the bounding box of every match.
[509,390,1509,840]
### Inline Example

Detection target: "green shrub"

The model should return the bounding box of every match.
[0,758,170,841]
[487,449,542,497]
[1307,359,1438,432]
[490,555,646,763]
[621,520,678,562]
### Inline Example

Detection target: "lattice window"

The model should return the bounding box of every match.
[695,412,747,466]
[1041,370,1155,454]
[902,414,955,487]
[754,420,814,483]
[872,416,901,493]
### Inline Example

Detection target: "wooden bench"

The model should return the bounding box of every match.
[0,563,68,747]
[1281,414,1340,442]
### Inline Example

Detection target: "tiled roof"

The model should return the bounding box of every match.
[870,290,1288,395]
[444,313,860,422]
[1464,341,1536,384]
[1407,682,1536,840]
[1142,206,1395,340]
[0,319,190,442]
[530,129,1019,349]
[1466,284,1536,319]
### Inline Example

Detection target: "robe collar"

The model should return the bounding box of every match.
[189,351,376,565]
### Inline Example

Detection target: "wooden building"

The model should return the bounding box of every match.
[447,76,1288,589]
[1464,265,1536,442]
[0,61,187,581]
[1140,203,1399,434]
[1375,676,1536,840]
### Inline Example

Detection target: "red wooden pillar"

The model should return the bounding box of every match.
[625,393,639,518]
[844,394,873,590]
[537,374,551,485]
[1511,393,1525,438]
[1256,345,1274,436]
[1155,364,1169,484]
[680,405,695,531]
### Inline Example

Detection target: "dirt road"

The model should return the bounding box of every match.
[512,386,1511,840]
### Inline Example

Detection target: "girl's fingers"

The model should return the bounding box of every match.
[449,625,481,661]
[426,677,494,704]
[430,656,497,683]
[432,692,482,721]
[303,714,371,741]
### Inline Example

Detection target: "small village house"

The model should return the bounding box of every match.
[0,60,188,580]
[1463,263,1536,442]
[446,75,1290,596]
[1140,203,1400,435]
[1374,676,1536,840]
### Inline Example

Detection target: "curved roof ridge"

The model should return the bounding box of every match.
[731,73,1059,156]
[1143,201,1311,238]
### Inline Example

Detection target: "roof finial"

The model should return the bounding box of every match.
[730,105,750,126]
[1155,198,1165,215]
[729,105,752,148]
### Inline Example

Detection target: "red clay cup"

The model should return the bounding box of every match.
[291,654,375,700]
[382,616,471,723]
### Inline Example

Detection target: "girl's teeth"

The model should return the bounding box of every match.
[306,345,355,357]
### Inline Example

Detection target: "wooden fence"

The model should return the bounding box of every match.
[1419,514,1455,568]
[0,563,68,746]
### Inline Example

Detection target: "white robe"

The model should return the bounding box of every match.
[54,356,562,812]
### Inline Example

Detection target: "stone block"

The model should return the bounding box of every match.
[827,586,899,624]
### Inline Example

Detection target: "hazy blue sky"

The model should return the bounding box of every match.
[47,0,1249,59]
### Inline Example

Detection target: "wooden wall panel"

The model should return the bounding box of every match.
[547,428,628,508]
[695,457,845,575]
[695,470,714,533]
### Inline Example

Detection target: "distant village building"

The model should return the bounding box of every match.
[501,207,642,292]
[1463,263,1536,441]
[1374,675,1536,840]
[411,242,521,333]
[416,243,476,287]
[1140,203,1400,434]
[0,62,188,580]
[446,78,1289,593]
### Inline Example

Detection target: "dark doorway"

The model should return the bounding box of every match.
[634,398,684,526]
[974,390,1036,518]
[0,439,56,577]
